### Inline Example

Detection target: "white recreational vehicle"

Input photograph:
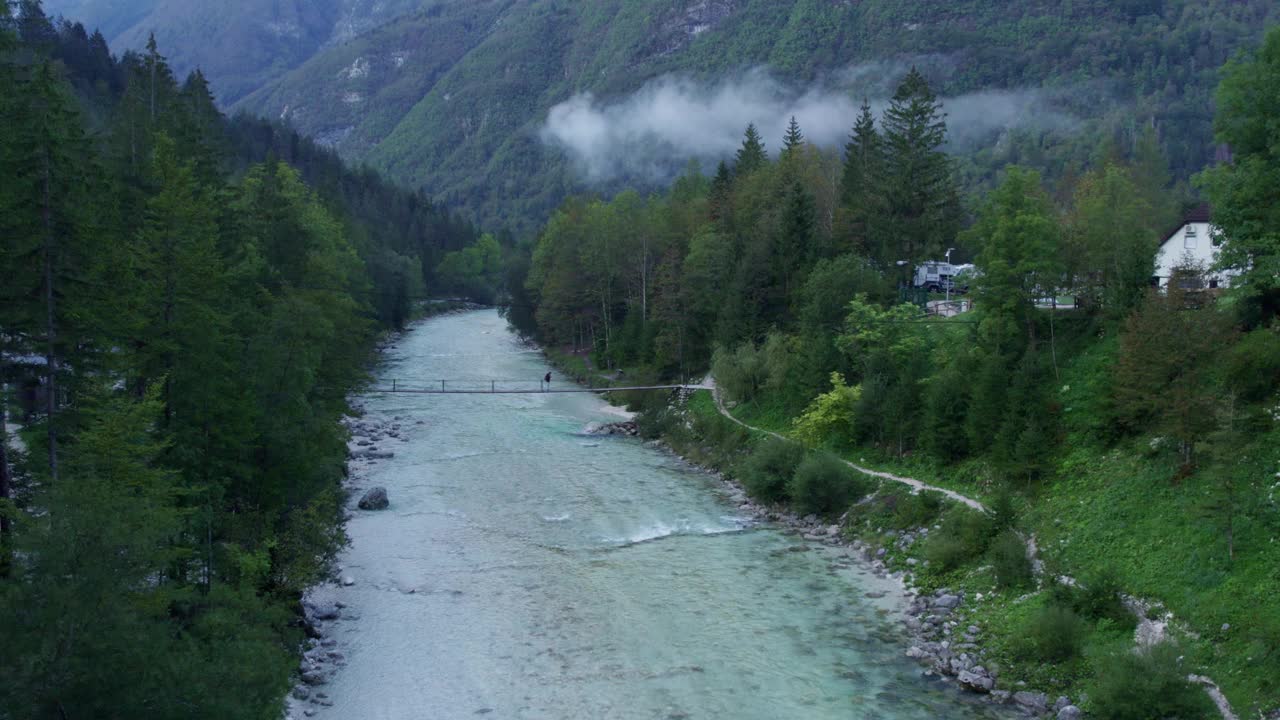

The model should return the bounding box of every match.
[912,261,974,293]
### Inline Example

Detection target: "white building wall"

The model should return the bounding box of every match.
[1153,222,1236,288]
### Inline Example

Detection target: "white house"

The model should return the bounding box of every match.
[1152,205,1237,289]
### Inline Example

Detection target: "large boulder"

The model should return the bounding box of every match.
[957,669,995,693]
[358,487,389,510]
[1013,691,1048,714]
[1057,707,1083,720]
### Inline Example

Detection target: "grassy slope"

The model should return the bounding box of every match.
[714,335,1280,714]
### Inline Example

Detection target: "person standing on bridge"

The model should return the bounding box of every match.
[544,371,552,390]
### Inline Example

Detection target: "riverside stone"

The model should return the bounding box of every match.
[1012,691,1048,713]
[358,487,389,510]
[1057,707,1082,720]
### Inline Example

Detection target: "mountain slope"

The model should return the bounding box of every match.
[41,0,431,103]
[236,0,1277,234]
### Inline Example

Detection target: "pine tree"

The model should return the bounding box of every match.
[881,68,959,279]
[0,59,98,481]
[734,123,767,177]
[781,115,804,160]
[709,159,733,224]
[838,99,885,256]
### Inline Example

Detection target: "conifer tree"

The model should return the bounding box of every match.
[781,115,804,159]
[839,99,886,256]
[734,123,767,177]
[0,59,97,481]
[881,68,959,279]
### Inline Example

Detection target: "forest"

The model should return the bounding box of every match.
[510,28,1280,717]
[0,4,476,717]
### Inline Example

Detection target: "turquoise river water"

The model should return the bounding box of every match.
[301,309,1006,720]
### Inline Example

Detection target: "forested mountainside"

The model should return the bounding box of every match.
[39,0,1279,236]
[38,0,430,103]
[0,7,474,715]
[233,0,1278,235]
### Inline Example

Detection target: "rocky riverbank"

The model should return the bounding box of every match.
[648,419,1086,719]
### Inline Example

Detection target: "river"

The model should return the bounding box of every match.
[297,309,1005,720]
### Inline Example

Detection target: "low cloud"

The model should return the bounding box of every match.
[540,66,1077,183]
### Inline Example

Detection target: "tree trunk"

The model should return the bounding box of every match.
[41,147,59,482]
[1,371,12,578]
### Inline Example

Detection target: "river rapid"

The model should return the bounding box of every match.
[297,309,1006,720]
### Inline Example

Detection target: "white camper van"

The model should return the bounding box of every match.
[912,261,973,293]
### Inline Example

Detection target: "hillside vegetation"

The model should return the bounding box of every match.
[509,27,1280,717]
[235,0,1277,234]
[0,9,474,716]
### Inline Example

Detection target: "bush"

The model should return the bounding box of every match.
[923,506,996,572]
[1017,605,1087,663]
[738,437,804,504]
[990,488,1018,531]
[711,342,768,403]
[1088,644,1216,720]
[989,529,1033,590]
[1075,567,1134,627]
[787,452,869,517]
[890,489,945,530]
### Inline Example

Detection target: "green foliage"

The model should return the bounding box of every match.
[1088,644,1216,720]
[791,372,860,447]
[1049,567,1134,629]
[1198,25,1280,324]
[738,437,804,504]
[786,451,869,517]
[711,342,769,404]
[989,529,1033,590]
[923,507,995,573]
[1222,326,1280,401]
[1015,605,1087,664]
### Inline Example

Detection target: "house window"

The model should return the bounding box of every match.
[1184,225,1198,249]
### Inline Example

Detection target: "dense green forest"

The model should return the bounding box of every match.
[510,28,1280,717]
[0,4,475,717]
[236,0,1278,235]
[36,0,1280,236]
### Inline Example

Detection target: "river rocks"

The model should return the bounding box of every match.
[301,669,329,686]
[584,421,640,437]
[1012,691,1048,713]
[1057,706,1082,720]
[358,487,389,510]
[309,602,341,621]
[934,593,962,609]
[958,669,995,693]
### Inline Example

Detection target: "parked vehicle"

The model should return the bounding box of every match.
[912,261,974,293]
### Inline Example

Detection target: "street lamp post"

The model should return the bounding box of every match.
[944,247,955,310]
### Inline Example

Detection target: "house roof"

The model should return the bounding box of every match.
[1160,203,1212,246]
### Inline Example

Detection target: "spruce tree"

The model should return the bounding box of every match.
[781,115,804,159]
[839,99,886,256]
[881,68,959,279]
[734,123,767,177]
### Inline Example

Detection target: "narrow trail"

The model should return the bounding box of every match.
[706,379,1241,720]
[708,380,988,513]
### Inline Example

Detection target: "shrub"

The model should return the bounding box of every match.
[791,372,861,447]
[989,529,1033,590]
[711,342,768,403]
[923,532,971,572]
[990,488,1018,531]
[922,507,995,573]
[787,452,869,517]
[1017,605,1087,663]
[737,437,804,504]
[1088,644,1216,720]
[890,489,945,530]
[1074,566,1134,627]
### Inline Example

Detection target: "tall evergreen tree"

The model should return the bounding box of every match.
[880,68,959,280]
[734,123,767,177]
[781,115,805,160]
[839,99,886,256]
